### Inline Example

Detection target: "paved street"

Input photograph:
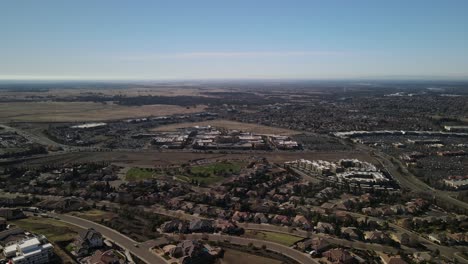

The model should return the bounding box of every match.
[178,233,318,264]
[4,191,467,263]
[50,213,167,264]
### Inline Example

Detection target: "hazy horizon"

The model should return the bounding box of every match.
[2,0,468,80]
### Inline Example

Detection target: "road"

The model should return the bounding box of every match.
[366,145,468,212]
[175,233,318,264]
[49,213,167,264]
[52,211,315,264]
[3,191,467,263]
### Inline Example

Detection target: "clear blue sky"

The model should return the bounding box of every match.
[1,0,468,80]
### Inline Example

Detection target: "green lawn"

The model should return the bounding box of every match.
[10,216,79,243]
[244,230,303,246]
[126,167,159,181]
[126,161,245,185]
[176,161,246,186]
[175,174,225,186]
[190,161,244,177]
[69,209,117,223]
[11,216,80,264]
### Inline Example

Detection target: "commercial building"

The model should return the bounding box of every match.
[3,237,54,264]
[285,159,393,190]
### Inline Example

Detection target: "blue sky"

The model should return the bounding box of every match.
[1,0,468,80]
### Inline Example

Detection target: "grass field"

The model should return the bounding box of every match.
[219,248,283,264]
[190,161,244,176]
[11,216,80,242]
[176,161,245,185]
[11,216,81,263]
[69,209,117,223]
[125,167,160,181]
[151,119,301,135]
[0,102,206,122]
[243,230,303,246]
[0,87,227,101]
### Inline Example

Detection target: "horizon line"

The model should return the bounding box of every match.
[1,75,468,83]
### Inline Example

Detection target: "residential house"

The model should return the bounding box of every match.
[365,230,389,243]
[0,228,26,246]
[160,219,188,234]
[311,237,330,253]
[0,208,25,220]
[297,237,331,252]
[214,220,242,235]
[75,228,103,257]
[323,248,356,264]
[188,219,214,233]
[447,232,468,245]
[167,240,218,264]
[362,207,379,217]
[340,227,360,240]
[316,222,335,234]
[232,211,250,222]
[84,249,124,264]
[380,254,407,264]
[271,215,290,226]
[293,215,312,230]
[412,252,432,263]
[390,232,410,246]
[253,213,269,224]
[0,217,6,231]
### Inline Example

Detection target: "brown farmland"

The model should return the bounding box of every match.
[0,102,206,122]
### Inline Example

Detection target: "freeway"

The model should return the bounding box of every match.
[49,213,167,264]
[367,146,468,212]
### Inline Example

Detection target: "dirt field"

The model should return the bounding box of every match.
[151,119,301,135]
[0,86,229,101]
[16,150,375,168]
[219,248,283,264]
[0,102,206,122]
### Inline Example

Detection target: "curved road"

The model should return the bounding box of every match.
[50,213,167,264]
[176,233,318,264]
[51,212,317,264]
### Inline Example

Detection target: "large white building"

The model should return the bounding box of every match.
[3,237,54,264]
[444,178,468,189]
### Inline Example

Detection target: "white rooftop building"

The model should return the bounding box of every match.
[3,237,54,264]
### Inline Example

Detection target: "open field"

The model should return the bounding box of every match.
[11,216,82,263]
[151,119,301,135]
[219,248,283,264]
[11,216,81,242]
[175,174,225,185]
[190,161,244,176]
[0,102,206,122]
[0,86,228,101]
[125,167,160,181]
[178,161,246,185]
[243,230,303,246]
[124,161,245,184]
[69,209,118,223]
